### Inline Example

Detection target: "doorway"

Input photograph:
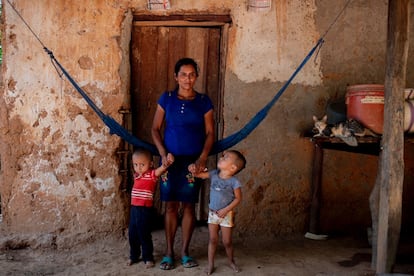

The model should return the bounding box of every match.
[129,17,231,220]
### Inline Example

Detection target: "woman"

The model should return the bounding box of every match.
[151,57,215,270]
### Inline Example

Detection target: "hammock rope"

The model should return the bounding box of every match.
[6,0,351,156]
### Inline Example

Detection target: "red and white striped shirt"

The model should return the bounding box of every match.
[131,169,157,207]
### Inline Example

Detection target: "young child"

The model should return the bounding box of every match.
[189,149,246,275]
[128,148,174,268]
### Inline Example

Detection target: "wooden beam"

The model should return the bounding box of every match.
[133,21,227,27]
[133,13,232,24]
[376,0,410,273]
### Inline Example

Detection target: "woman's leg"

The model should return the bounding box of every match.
[221,226,239,272]
[207,223,220,275]
[164,201,179,257]
[181,202,196,257]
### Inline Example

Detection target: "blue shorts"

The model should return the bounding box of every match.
[159,155,201,203]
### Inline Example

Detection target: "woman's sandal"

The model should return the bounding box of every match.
[181,256,198,268]
[159,256,175,270]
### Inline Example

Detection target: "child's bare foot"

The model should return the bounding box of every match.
[127,259,137,266]
[230,262,240,273]
[205,266,214,275]
[145,261,155,268]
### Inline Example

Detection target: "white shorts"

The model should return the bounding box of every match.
[208,210,234,227]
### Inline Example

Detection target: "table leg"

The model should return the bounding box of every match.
[308,142,324,235]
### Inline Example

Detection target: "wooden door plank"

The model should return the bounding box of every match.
[167,27,186,90]
[186,28,209,93]
[154,27,170,96]
[135,27,159,142]
[216,24,229,139]
[206,28,221,109]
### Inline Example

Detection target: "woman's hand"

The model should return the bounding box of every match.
[165,153,174,167]
[194,157,207,173]
[162,153,175,168]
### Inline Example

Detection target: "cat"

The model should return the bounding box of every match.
[312,115,378,146]
[312,115,332,137]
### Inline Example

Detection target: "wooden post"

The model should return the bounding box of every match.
[376,0,409,273]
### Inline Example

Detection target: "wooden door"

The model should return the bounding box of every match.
[130,23,223,220]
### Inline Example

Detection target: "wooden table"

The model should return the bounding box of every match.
[307,135,381,235]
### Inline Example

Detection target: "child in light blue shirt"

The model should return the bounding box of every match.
[189,149,246,275]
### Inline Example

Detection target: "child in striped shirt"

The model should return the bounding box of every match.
[128,148,174,268]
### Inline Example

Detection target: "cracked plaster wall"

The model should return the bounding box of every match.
[1,0,414,248]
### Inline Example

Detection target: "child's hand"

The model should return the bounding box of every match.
[188,163,196,174]
[166,153,174,166]
[216,209,228,218]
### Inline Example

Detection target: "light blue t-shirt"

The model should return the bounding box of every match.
[208,169,241,211]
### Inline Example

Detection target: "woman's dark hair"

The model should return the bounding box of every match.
[174,57,199,77]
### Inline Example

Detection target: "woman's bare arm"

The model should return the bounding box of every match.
[151,105,168,163]
[194,109,215,172]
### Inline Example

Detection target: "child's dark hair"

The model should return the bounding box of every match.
[174,57,199,77]
[228,149,246,174]
[132,147,153,160]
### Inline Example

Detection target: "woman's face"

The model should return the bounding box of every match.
[175,64,197,90]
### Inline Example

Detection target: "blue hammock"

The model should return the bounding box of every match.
[44,38,323,156]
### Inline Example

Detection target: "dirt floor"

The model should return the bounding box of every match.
[1,225,413,276]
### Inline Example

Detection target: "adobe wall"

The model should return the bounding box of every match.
[1,0,413,248]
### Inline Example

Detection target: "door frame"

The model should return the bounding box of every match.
[132,13,232,142]
[129,14,232,221]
